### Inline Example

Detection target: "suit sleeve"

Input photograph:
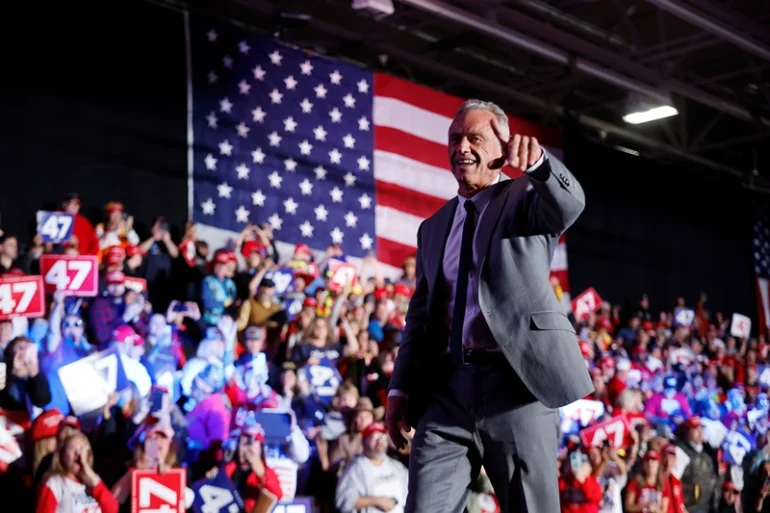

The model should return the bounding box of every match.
[524,149,585,234]
[388,222,428,396]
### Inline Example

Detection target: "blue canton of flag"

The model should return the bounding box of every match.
[189,18,376,257]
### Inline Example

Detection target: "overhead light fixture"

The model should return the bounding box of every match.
[623,105,678,124]
[352,0,395,17]
[623,91,678,125]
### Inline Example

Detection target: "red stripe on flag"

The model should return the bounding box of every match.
[375,126,449,170]
[375,73,563,147]
[375,181,447,220]
[377,236,417,268]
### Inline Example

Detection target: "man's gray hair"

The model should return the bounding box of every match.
[455,99,509,136]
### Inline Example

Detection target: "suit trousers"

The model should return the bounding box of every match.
[405,356,560,513]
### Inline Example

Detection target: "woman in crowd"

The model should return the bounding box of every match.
[36,432,119,513]
[0,335,51,411]
[624,450,670,513]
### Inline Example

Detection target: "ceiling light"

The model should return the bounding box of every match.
[623,105,678,125]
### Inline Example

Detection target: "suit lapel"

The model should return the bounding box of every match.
[475,180,511,270]
[426,198,458,291]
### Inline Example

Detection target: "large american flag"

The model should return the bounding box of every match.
[755,203,770,335]
[187,17,570,294]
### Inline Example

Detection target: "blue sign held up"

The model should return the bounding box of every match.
[36,211,75,244]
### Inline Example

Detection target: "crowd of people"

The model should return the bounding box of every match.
[0,193,765,513]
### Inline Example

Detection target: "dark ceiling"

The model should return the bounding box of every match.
[158,0,770,187]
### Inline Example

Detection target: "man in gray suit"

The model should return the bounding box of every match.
[385,99,593,512]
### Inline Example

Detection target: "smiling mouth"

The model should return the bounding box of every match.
[454,158,476,166]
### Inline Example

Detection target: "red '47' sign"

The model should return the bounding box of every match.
[579,415,631,449]
[131,468,186,513]
[40,255,99,296]
[0,275,45,321]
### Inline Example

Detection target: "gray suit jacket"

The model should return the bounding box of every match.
[389,151,593,423]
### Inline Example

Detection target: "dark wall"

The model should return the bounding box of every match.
[0,0,188,240]
[565,128,757,321]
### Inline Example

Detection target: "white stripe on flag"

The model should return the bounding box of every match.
[375,206,422,248]
[552,242,568,272]
[760,277,770,329]
[374,150,456,200]
[374,96,451,145]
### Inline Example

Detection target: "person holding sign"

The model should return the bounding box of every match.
[0,336,51,411]
[385,100,592,512]
[624,450,670,513]
[36,432,119,513]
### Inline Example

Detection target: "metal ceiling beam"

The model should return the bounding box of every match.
[643,0,770,62]
[396,0,770,128]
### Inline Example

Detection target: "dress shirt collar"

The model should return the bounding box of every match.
[457,172,502,213]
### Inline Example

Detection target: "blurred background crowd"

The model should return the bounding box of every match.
[0,195,766,513]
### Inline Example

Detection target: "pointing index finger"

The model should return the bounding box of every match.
[490,117,508,145]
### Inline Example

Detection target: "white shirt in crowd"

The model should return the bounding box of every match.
[598,462,628,513]
[335,454,408,513]
[41,475,104,513]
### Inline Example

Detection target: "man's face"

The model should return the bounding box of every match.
[245,332,265,354]
[364,432,388,456]
[107,283,126,298]
[447,109,505,197]
[63,316,84,341]
[2,237,18,260]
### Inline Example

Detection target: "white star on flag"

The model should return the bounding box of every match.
[251,107,266,123]
[313,125,327,141]
[206,112,218,128]
[299,179,313,195]
[298,140,313,155]
[236,163,250,179]
[283,117,297,132]
[330,186,343,203]
[299,98,313,113]
[251,190,266,206]
[269,50,282,65]
[269,89,283,104]
[268,213,283,230]
[357,155,371,170]
[253,65,266,80]
[284,75,298,90]
[342,134,356,148]
[207,29,218,42]
[235,205,250,223]
[344,211,358,227]
[219,97,233,113]
[357,79,369,93]
[299,221,314,237]
[201,198,216,215]
[358,117,370,131]
[330,227,344,243]
[217,182,233,198]
[359,233,373,250]
[314,84,328,98]
[251,148,265,164]
[329,108,342,123]
[236,122,250,138]
[284,158,298,172]
[218,139,233,156]
[238,80,251,95]
[300,60,313,75]
[238,41,250,54]
[208,71,218,84]
[268,131,282,147]
[284,197,299,214]
[329,149,342,164]
[314,204,329,221]
[343,172,356,186]
[268,171,283,188]
[329,70,343,85]
[314,166,327,180]
[342,94,356,108]
[205,154,217,171]
[359,193,372,209]
[223,55,233,68]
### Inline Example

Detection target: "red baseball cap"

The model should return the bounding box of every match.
[31,409,64,441]
[361,423,388,439]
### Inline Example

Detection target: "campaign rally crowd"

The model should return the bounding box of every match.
[0,194,764,513]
